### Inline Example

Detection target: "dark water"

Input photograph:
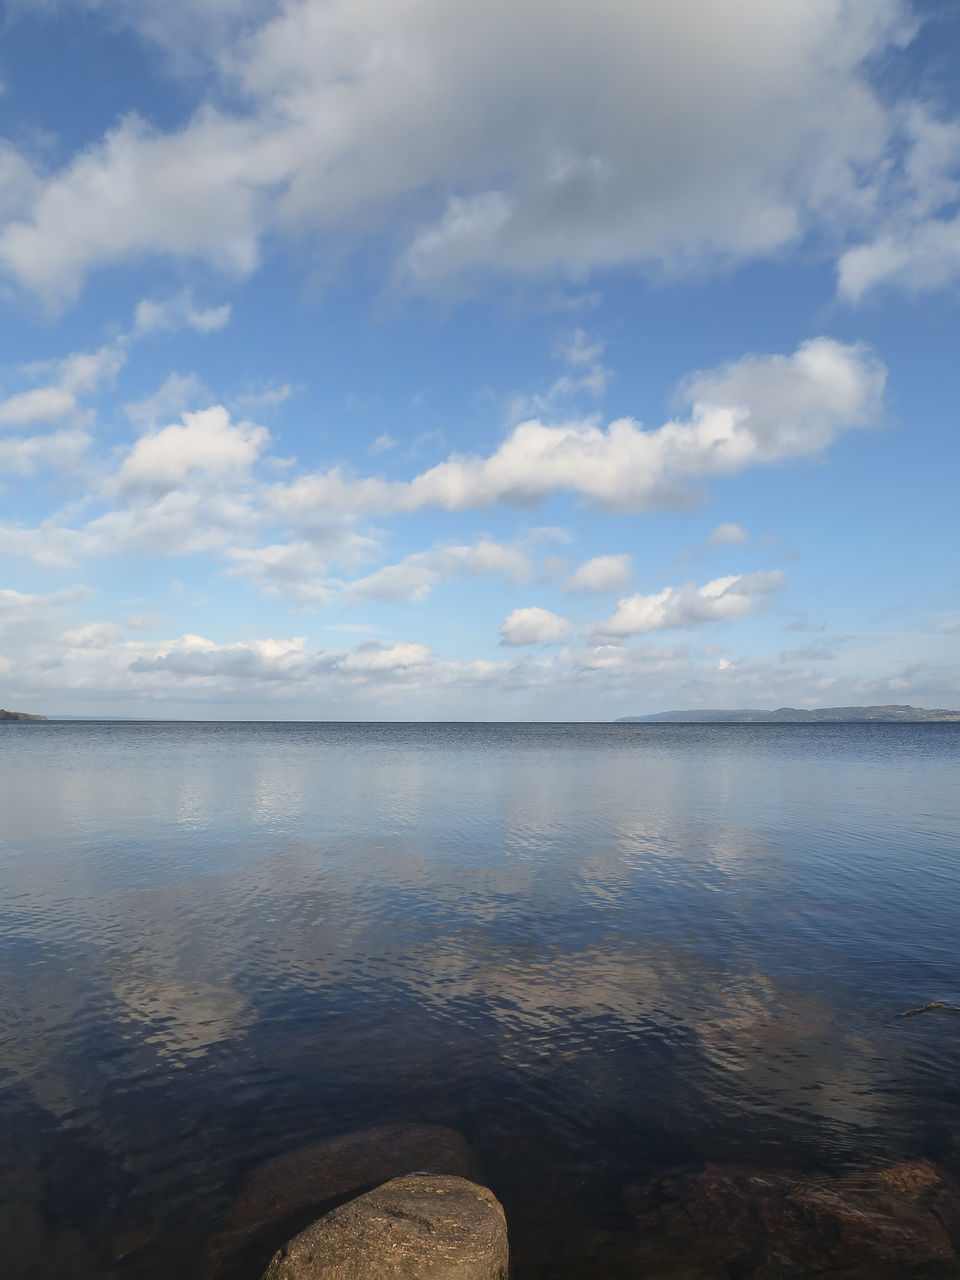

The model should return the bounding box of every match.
[1,721,959,1277]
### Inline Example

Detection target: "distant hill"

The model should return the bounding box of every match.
[0,709,47,722]
[616,705,960,724]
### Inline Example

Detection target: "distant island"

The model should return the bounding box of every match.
[0,709,46,722]
[617,704,960,724]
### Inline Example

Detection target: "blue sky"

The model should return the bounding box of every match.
[0,0,958,718]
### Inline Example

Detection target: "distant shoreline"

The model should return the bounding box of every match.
[3,709,960,726]
[617,704,960,724]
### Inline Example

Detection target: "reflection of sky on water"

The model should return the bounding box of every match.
[1,723,959,1276]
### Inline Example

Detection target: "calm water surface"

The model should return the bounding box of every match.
[1,722,959,1276]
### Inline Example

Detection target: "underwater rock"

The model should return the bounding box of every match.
[261,1174,508,1280]
[205,1124,483,1279]
[623,1158,960,1278]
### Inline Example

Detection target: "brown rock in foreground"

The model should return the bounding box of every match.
[261,1174,509,1280]
[624,1158,960,1278]
[232,1124,482,1231]
[205,1124,483,1279]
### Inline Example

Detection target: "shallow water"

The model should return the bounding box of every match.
[1,721,959,1277]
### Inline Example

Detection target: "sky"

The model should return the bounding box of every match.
[0,0,958,719]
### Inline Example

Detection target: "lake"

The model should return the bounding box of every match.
[1,721,958,1277]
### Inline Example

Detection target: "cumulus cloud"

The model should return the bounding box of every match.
[134,290,232,335]
[0,0,935,303]
[0,112,281,306]
[0,584,92,618]
[369,434,397,455]
[508,328,611,422]
[593,571,785,639]
[270,338,884,522]
[0,522,93,567]
[338,640,433,673]
[499,606,572,646]
[0,336,884,600]
[127,633,442,685]
[61,621,125,648]
[0,386,77,427]
[226,535,535,608]
[346,539,532,604]
[104,405,269,497]
[1,406,274,564]
[0,339,126,428]
[0,427,92,476]
[838,216,960,299]
[0,396,280,566]
[563,553,632,595]
[232,382,294,415]
[129,632,312,680]
[836,106,960,299]
[124,372,211,429]
[708,523,749,547]
[225,542,334,607]
[2,594,958,717]
[0,585,95,655]
[83,486,264,558]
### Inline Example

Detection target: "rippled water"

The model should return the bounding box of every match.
[1,721,959,1277]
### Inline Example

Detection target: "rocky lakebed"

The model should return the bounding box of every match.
[198,1122,960,1279]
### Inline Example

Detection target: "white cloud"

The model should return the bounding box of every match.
[593,570,785,639]
[0,522,93,567]
[84,487,264,558]
[0,584,94,651]
[338,640,433,673]
[559,328,605,369]
[508,327,610,422]
[563,553,632,595]
[0,111,284,306]
[499,606,572,646]
[0,339,126,428]
[232,383,293,414]
[225,541,334,608]
[125,632,438,682]
[105,405,269,497]
[369,433,397,455]
[0,140,42,220]
[837,106,960,299]
[838,215,960,299]
[708,523,749,547]
[0,386,77,427]
[0,584,92,618]
[346,538,532,604]
[134,291,232,335]
[128,632,311,680]
[272,338,883,522]
[14,406,275,562]
[124,372,210,428]
[0,427,91,475]
[55,343,130,394]
[0,0,930,303]
[0,392,282,566]
[61,621,125,648]
[0,337,883,602]
[1,594,958,717]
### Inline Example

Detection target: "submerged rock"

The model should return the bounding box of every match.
[205,1124,484,1279]
[261,1174,508,1280]
[623,1158,960,1278]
